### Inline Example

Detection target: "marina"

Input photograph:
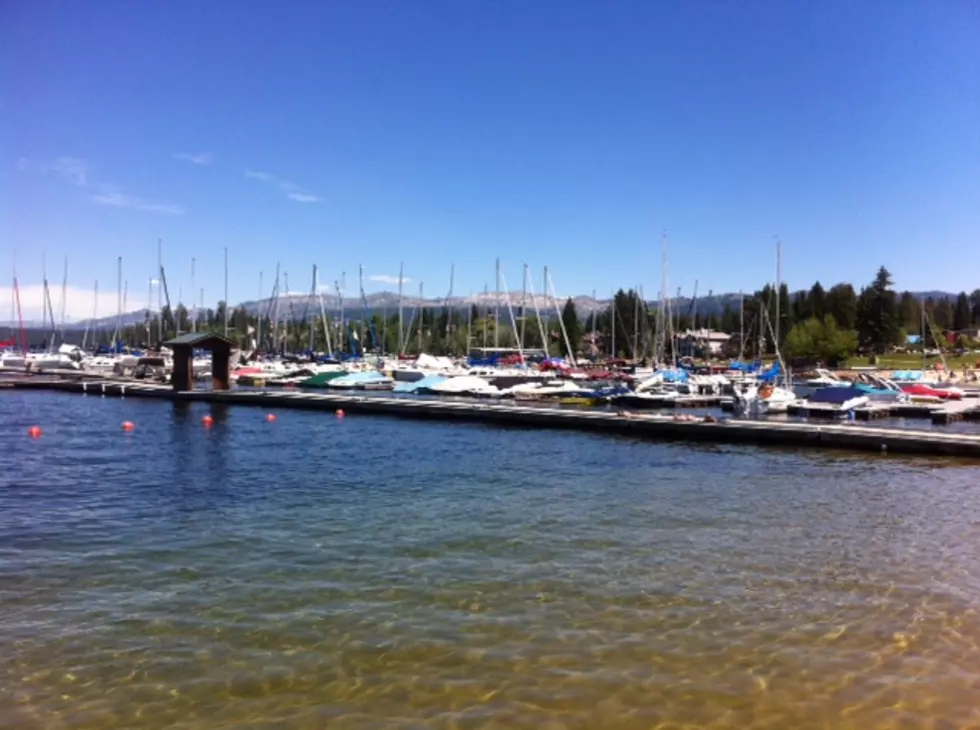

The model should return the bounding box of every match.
[5,4,980,726]
[7,373,980,459]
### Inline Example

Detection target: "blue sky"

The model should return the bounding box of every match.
[2,0,978,320]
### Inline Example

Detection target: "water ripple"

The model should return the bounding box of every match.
[2,391,980,728]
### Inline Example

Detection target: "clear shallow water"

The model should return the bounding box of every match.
[2,391,980,729]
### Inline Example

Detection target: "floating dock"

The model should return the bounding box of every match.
[786,398,980,424]
[6,376,980,459]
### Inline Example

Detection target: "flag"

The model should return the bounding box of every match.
[0,338,15,348]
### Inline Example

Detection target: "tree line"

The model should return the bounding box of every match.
[66,266,980,362]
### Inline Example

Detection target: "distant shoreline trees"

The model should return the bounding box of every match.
[15,266,979,360]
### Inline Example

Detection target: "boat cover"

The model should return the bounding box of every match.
[810,386,865,404]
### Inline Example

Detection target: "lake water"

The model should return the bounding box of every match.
[3,391,980,729]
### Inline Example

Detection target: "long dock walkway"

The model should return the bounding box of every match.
[7,377,980,459]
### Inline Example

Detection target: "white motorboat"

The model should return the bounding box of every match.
[505,380,591,399]
[805,368,850,388]
[26,352,80,370]
[0,351,26,369]
[429,375,501,398]
[733,382,797,415]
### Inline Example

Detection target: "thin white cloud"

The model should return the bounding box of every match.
[18,156,90,186]
[0,283,124,324]
[92,188,185,215]
[246,169,319,203]
[286,192,319,202]
[369,274,412,285]
[18,156,184,215]
[174,152,214,165]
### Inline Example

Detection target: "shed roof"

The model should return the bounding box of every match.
[163,332,237,349]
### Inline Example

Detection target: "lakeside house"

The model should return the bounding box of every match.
[676,329,731,358]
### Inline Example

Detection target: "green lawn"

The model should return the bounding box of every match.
[843,353,980,370]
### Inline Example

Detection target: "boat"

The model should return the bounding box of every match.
[504,380,588,399]
[804,386,870,414]
[805,368,850,388]
[428,375,501,398]
[390,353,466,382]
[392,374,449,394]
[326,370,395,390]
[26,351,80,371]
[297,370,347,388]
[614,387,683,409]
[733,381,797,415]
[732,360,796,416]
[900,382,963,401]
[852,374,910,403]
[0,350,26,369]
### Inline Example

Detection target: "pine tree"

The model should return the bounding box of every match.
[560,298,582,356]
[897,291,919,331]
[933,298,954,330]
[808,282,826,320]
[825,283,858,331]
[953,292,972,331]
[856,267,900,354]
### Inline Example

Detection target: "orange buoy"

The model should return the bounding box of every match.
[335,409,345,419]
[202,415,214,428]
[28,426,42,438]
[265,413,277,423]
[121,421,135,432]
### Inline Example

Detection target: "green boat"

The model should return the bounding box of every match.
[298,371,346,388]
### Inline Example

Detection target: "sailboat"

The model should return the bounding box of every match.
[732,242,797,416]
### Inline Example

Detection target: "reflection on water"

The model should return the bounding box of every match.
[2,391,980,729]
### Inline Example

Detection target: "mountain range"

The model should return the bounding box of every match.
[2,289,964,331]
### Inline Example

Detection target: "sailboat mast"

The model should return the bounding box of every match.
[445,263,454,344]
[223,246,229,337]
[59,258,68,343]
[337,270,344,353]
[499,269,525,365]
[526,271,549,358]
[316,267,333,358]
[147,277,153,343]
[83,280,97,351]
[157,239,163,344]
[547,269,575,364]
[191,258,196,332]
[115,256,122,346]
[520,264,528,350]
[397,262,404,354]
[257,271,263,349]
[482,284,488,348]
[494,258,500,348]
[283,271,290,355]
[309,265,317,353]
[921,296,926,370]
[739,289,744,361]
[610,288,616,359]
[418,282,424,354]
[272,263,281,350]
[466,291,473,353]
[774,236,782,348]
[122,281,128,345]
[633,285,639,359]
[591,289,597,359]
